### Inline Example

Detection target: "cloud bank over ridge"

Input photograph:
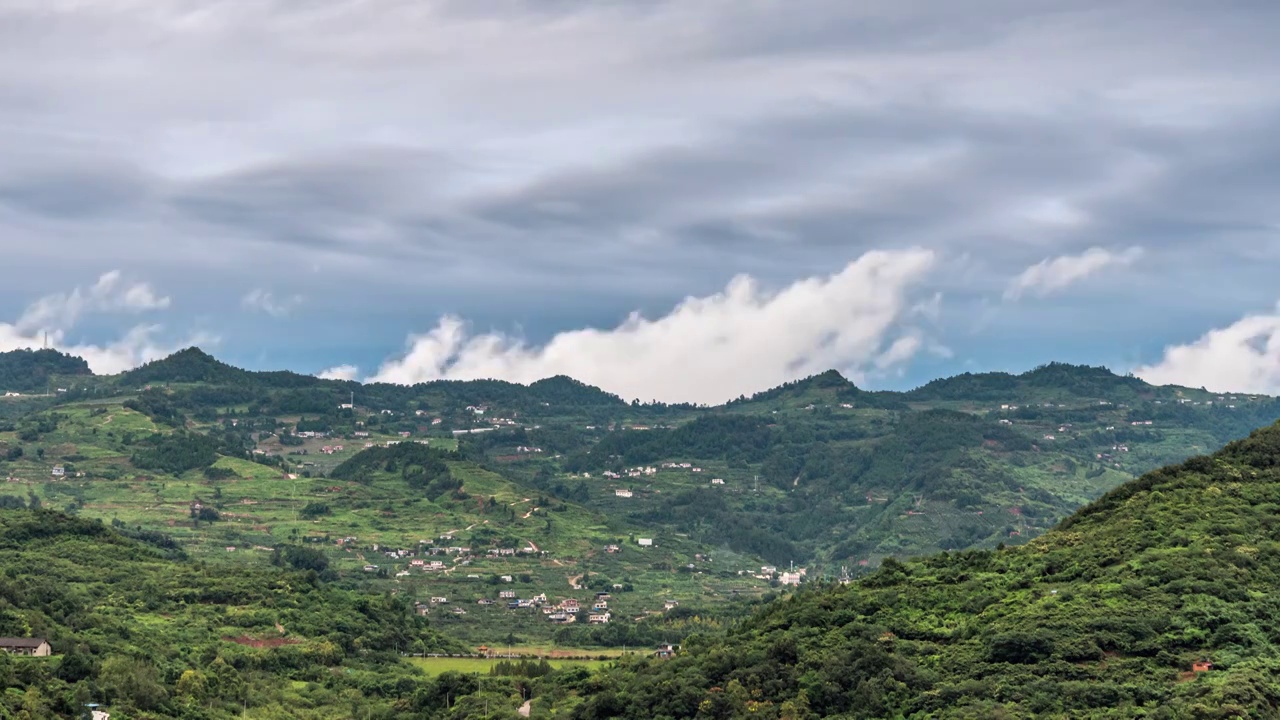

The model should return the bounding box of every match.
[1135,305,1280,395]
[354,249,938,403]
[0,271,208,375]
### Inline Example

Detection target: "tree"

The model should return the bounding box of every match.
[99,656,168,711]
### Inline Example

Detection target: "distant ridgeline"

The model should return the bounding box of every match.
[3,348,1280,568]
[0,348,91,394]
[559,421,1280,718]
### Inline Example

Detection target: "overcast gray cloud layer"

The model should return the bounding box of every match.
[1,1,1279,398]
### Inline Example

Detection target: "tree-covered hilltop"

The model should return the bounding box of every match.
[0,508,471,719]
[551,421,1280,719]
[0,348,91,394]
[120,347,323,388]
[724,370,908,411]
[904,361,1159,403]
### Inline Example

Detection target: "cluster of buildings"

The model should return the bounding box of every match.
[540,593,613,624]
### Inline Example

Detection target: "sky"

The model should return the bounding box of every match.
[2,0,1280,403]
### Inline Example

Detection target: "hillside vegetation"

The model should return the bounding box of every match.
[0,508,467,719]
[2,349,1279,652]
[557,421,1280,718]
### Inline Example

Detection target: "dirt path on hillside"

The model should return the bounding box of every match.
[567,574,583,589]
[519,699,532,717]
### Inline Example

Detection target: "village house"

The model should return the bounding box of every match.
[614,489,633,498]
[0,638,51,657]
[499,590,517,599]
[430,596,448,604]
[655,643,678,658]
[500,575,514,583]
[548,612,569,623]
[477,598,495,606]
[50,465,64,477]
[637,538,653,546]
[664,600,679,610]
[710,478,725,485]
[604,544,621,553]
[592,600,609,611]
[561,599,581,613]
[588,613,611,624]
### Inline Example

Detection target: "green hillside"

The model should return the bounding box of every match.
[0,508,466,719]
[0,348,91,395]
[551,421,1280,718]
[3,350,1279,655]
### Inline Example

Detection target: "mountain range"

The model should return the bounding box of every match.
[4,347,1280,717]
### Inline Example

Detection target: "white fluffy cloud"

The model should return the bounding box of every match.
[242,289,304,318]
[1134,306,1280,394]
[0,271,205,376]
[317,364,360,381]
[366,249,937,403]
[15,270,169,333]
[1004,247,1144,300]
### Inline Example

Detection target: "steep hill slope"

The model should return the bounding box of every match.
[0,508,464,719]
[559,422,1280,718]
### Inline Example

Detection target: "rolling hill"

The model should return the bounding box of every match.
[2,348,1279,653]
[0,508,465,719]
[557,421,1280,718]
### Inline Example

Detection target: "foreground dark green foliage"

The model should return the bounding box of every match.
[561,422,1280,719]
[0,509,470,719]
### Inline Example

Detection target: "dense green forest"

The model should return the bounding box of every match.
[0,348,91,394]
[0,509,474,719]
[555,421,1280,718]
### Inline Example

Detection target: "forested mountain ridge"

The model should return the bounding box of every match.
[4,349,1278,569]
[560,421,1280,719]
[4,349,1280,716]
